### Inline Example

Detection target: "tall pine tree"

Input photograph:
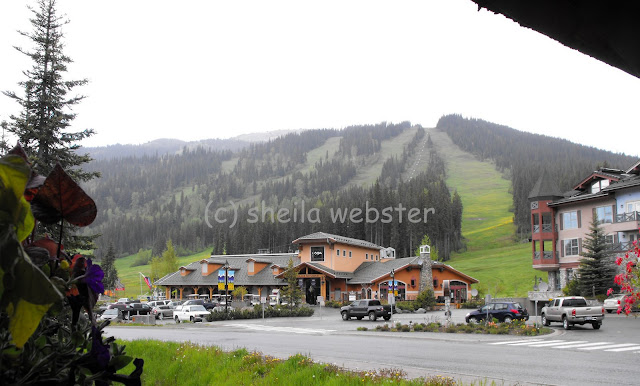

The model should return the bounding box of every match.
[3,0,98,251]
[100,243,118,293]
[578,215,617,296]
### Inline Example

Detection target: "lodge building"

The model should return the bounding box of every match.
[155,232,478,304]
[529,159,640,290]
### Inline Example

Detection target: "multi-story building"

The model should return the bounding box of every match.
[529,159,640,290]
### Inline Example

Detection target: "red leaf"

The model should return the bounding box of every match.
[30,164,97,227]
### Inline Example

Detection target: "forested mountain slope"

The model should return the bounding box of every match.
[84,122,464,263]
[436,114,636,237]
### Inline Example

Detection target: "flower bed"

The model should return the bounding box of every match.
[370,320,551,336]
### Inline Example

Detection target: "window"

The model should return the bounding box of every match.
[201,264,207,274]
[247,261,254,272]
[336,249,340,257]
[604,234,615,245]
[628,201,640,213]
[349,251,352,258]
[343,250,346,257]
[366,253,368,260]
[591,179,609,194]
[595,206,613,224]
[564,239,579,256]
[562,211,579,229]
[311,246,325,262]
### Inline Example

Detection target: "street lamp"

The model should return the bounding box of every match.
[224,260,230,313]
[390,268,395,321]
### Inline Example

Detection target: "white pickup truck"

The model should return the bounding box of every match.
[541,296,604,330]
[173,304,210,323]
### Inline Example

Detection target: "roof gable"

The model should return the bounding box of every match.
[293,232,383,250]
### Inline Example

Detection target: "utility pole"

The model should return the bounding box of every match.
[225,260,229,313]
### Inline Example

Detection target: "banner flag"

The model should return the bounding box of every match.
[144,276,152,289]
[228,270,235,290]
[218,270,225,283]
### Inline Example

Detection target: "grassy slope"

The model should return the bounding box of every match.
[114,249,212,299]
[427,129,536,298]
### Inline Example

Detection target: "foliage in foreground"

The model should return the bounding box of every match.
[120,340,457,386]
[608,238,640,314]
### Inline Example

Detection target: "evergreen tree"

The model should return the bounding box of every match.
[3,0,98,251]
[100,243,118,292]
[3,0,96,180]
[161,240,179,277]
[578,215,616,297]
[280,258,302,309]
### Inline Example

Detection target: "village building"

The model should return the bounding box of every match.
[154,232,478,304]
[529,159,640,290]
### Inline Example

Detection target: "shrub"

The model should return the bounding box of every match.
[415,288,436,309]
[395,301,417,311]
[460,299,483,309]
[325,300,348,308]
[563,278,581,296]
[206,305,314,321]
[400,325,411,332]
[357,327,368,331]
[413,323,425,331]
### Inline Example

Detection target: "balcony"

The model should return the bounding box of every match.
[608,241,634,252]
[543,251,553,259]
[616,211,639,223]
[605,211,640,233]
[533,224,555,234]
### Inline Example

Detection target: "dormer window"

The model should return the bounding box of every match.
[201,264,207,274]
[248,260,254,272]
[591,179,609,194]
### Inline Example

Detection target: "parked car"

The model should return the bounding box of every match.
[148,300,170,309]
[98,308,122,321]
[340,299,391,321]
[465,302,529,324]
[173,305,210,322]
[151,305,173,320]
[603,293,639,313]
[541,296,604,330]
[181,298,217,310]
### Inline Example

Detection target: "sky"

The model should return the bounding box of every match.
[0,0,638,156]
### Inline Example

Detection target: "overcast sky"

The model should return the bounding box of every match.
[1,1,638,156]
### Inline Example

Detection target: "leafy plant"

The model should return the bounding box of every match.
[0,148,143,383]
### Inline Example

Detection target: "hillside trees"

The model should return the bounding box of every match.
[437,114,635,236]
[3,0,98,251]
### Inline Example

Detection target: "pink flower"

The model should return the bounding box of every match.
[627,261,634,273]
[616,257,623,266]
[607,288,614,296]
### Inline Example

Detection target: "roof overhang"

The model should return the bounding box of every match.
[573,172,621,191]
[471,1,640,79]
[432,263,479,284]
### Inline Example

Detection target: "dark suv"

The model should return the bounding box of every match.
[465,302,529,323]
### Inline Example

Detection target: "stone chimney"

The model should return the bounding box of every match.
[418,245,434,294]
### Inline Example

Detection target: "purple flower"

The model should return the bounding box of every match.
[84,259,105,295]
[90,327,111,369]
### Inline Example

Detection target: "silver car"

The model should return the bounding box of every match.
[98,308,122,321]
[152,305,173,320]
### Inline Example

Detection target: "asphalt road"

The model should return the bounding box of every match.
[105,307,640,385]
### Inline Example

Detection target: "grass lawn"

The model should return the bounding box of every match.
[119,340,456,385]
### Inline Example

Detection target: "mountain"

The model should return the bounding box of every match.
[436,114,636,236]
[81,117,635,272]
[83,129,308,160]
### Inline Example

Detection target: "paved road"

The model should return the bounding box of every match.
[106,307,640,385]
